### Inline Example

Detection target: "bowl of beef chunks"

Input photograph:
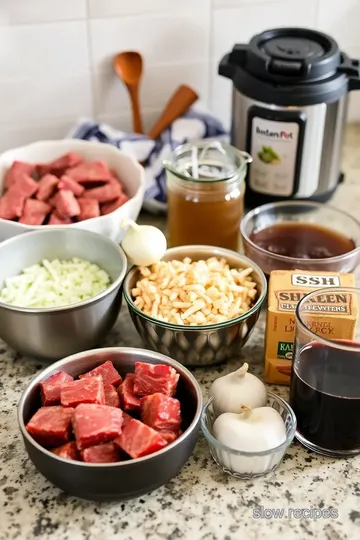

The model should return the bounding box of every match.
[18,347,202,501]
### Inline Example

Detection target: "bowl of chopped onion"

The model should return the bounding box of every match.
[123,246,267,366]
[0,228,127,359]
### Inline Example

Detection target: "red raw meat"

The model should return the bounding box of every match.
[66,161,112,183]
[118,374,141,412]
[26,406,74,447]
[36,173,58,201]
[155,430,179,445]
[79,361,122,387]
[58,175,84,196]
[104,384,120,408]
[72,403,123,450]
[5,161,36,189]
[40,371,74,406]
[19,199,51,225]
[11,173,38,197]
[0,190,26,219]
[82,182,122,203]
[52,441,80,461]
[53,189,80,217]
[60,376,105,408]
[134,362,180,397]
[77,197,100,221]
[122,411,132,427]
[37,152,83,177]
[48,211,72,225]
[114,419,167,459]
[101,193,129,215]
[141,393,181,432]
[82,442,120,463]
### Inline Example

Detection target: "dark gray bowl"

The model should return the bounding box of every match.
[18,347,202,501]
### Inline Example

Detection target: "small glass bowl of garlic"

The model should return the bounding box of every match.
[201,364,297,479]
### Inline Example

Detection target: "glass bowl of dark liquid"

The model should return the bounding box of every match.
[240,201,360,275]
[290,287,360,457]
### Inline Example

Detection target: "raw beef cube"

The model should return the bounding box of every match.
[19,199,51,225]
[82,182,122,203]
[61,376,105,408]
[26,406,74,447]
[79,360,122,387]
[101,193,129,215]
[36,173,58,201]
[134,362,180,397]
[58,175,84,196]
[155,430,179,445]
[0,190,26,219]
[40,371,74,406]
[53,189,80,217]
[5,161,36,189]
[141,393,181,432]
[77,197,100,221]
[37,152,83,177]
[48,211,72,225]
[72,404,123,450]
[122,411,132,427]
[82,442,120,463]
[118,374,141,412]
[114,419,167,459]
[66,160,112,183]
[11,173,38,197]
[104,384,120,408]
[52,441,80,461]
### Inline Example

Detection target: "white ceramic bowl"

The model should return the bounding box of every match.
[0,139,145,243]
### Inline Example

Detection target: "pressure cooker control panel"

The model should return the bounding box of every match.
[246,106,306,197]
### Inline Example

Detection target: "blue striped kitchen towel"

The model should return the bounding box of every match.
[68,109,228,213]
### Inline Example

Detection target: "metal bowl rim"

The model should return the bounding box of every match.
[17,346,203,468]
[123,245,267,331]
[0,228,127,314]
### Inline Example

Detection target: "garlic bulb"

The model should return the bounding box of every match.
[213,406,287,475]
[208,363,267,415]
[121,219,167,266]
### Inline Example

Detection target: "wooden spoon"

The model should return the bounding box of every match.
[147,84,199,139]
[114,51,144,134]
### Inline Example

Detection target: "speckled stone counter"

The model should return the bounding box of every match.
[1,126,360,540]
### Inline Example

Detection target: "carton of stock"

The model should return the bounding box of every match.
[265,270,357,385]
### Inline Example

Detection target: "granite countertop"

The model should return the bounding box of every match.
[1,126,360,540]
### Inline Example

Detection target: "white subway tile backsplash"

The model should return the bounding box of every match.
[0,119,76,153]
[0,73,92,124]
[209,62,232,131]
[88,0,210,18]
[89,13,210,71]
[93,62,209,117]
[0,0,86,26]
[212,0,318,61]
[0,22,89,78]
[317,0,360,48]
[213,0,280,7]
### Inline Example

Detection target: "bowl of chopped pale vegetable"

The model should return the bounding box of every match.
[0,228,127,359]
[123,245,267,366]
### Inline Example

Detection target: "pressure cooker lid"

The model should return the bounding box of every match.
[245,27,341,81]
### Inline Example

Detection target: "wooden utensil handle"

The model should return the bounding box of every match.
[129,86,143,134]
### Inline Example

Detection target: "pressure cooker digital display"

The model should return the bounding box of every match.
[246,106,306,197]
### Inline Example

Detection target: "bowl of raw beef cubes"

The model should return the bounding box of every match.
[18,347,202,501]
[0,139,145,242]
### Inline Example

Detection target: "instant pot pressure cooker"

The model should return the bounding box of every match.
[219,27,360,208]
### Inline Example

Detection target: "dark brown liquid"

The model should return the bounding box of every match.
[250,222,355,259]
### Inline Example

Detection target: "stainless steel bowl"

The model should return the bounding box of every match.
[0,228,127,359]
[123,245,267,366]
[18,347,202,501]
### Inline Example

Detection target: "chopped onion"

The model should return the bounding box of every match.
[0,258,111,308]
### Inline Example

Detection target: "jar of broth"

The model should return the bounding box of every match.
[164,141,252,250]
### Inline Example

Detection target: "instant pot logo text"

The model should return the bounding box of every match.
[256,126,293,139]
[275,290,352,314]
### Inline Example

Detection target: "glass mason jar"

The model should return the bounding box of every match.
[164,141,252,251]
